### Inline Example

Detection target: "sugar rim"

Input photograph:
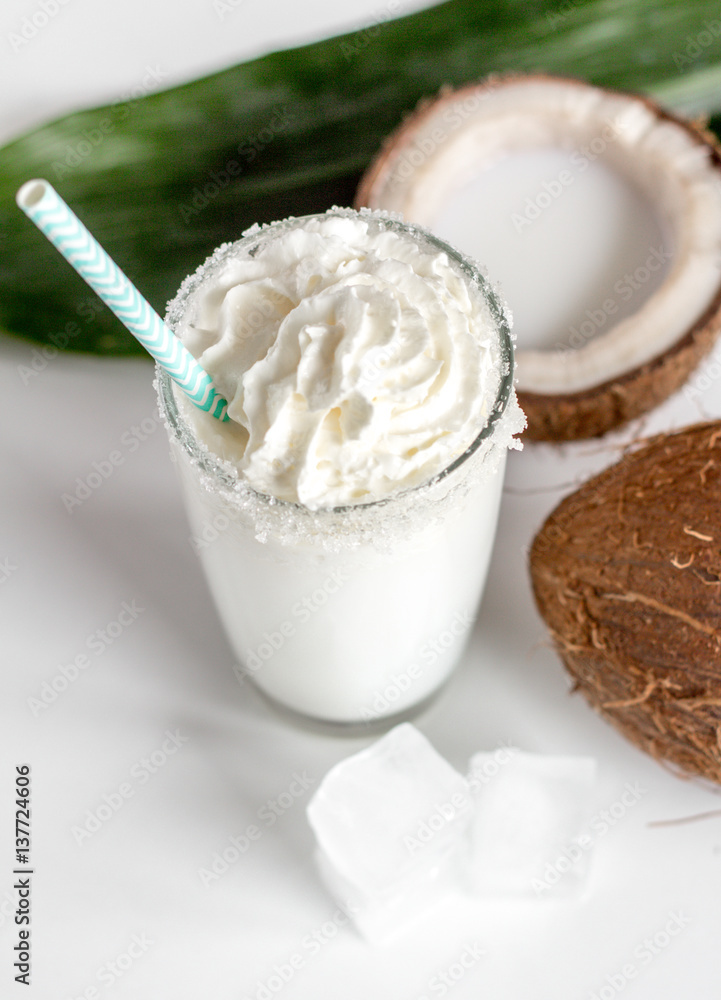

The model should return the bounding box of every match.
[157,207,516,515]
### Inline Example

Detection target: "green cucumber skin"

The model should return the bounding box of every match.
[2,0,721,356]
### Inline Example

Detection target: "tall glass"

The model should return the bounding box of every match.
[157,212,521,727]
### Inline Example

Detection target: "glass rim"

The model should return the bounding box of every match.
[157,209,516,515]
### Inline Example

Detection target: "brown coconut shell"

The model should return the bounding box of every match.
[529,420,721,782]
[520,300,721,441]
[355,74,721,442]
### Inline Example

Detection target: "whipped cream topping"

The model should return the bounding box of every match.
[173,211,505,509]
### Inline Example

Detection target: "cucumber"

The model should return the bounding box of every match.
[2,0,721,356]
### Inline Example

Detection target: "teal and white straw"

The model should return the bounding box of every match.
[16,179,229,422]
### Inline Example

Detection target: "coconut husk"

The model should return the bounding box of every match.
[529,420,721,782]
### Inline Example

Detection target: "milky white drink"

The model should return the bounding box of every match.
[158,209,524,724]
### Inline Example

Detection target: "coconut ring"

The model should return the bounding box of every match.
[356,74,721,440]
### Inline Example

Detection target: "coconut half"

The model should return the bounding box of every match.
[355,75,721,440]
[529,419,721,783]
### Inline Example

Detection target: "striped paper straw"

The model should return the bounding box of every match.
[16,179,229,422]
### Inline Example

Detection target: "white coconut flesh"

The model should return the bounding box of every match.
[357,77,721,397]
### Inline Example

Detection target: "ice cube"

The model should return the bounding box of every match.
[464,750,597,898]
[306,723,472,944]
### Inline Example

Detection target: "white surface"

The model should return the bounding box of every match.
[2,2,721,999]
[0,0,436,145]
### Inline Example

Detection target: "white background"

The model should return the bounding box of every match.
[1,2,721,998]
